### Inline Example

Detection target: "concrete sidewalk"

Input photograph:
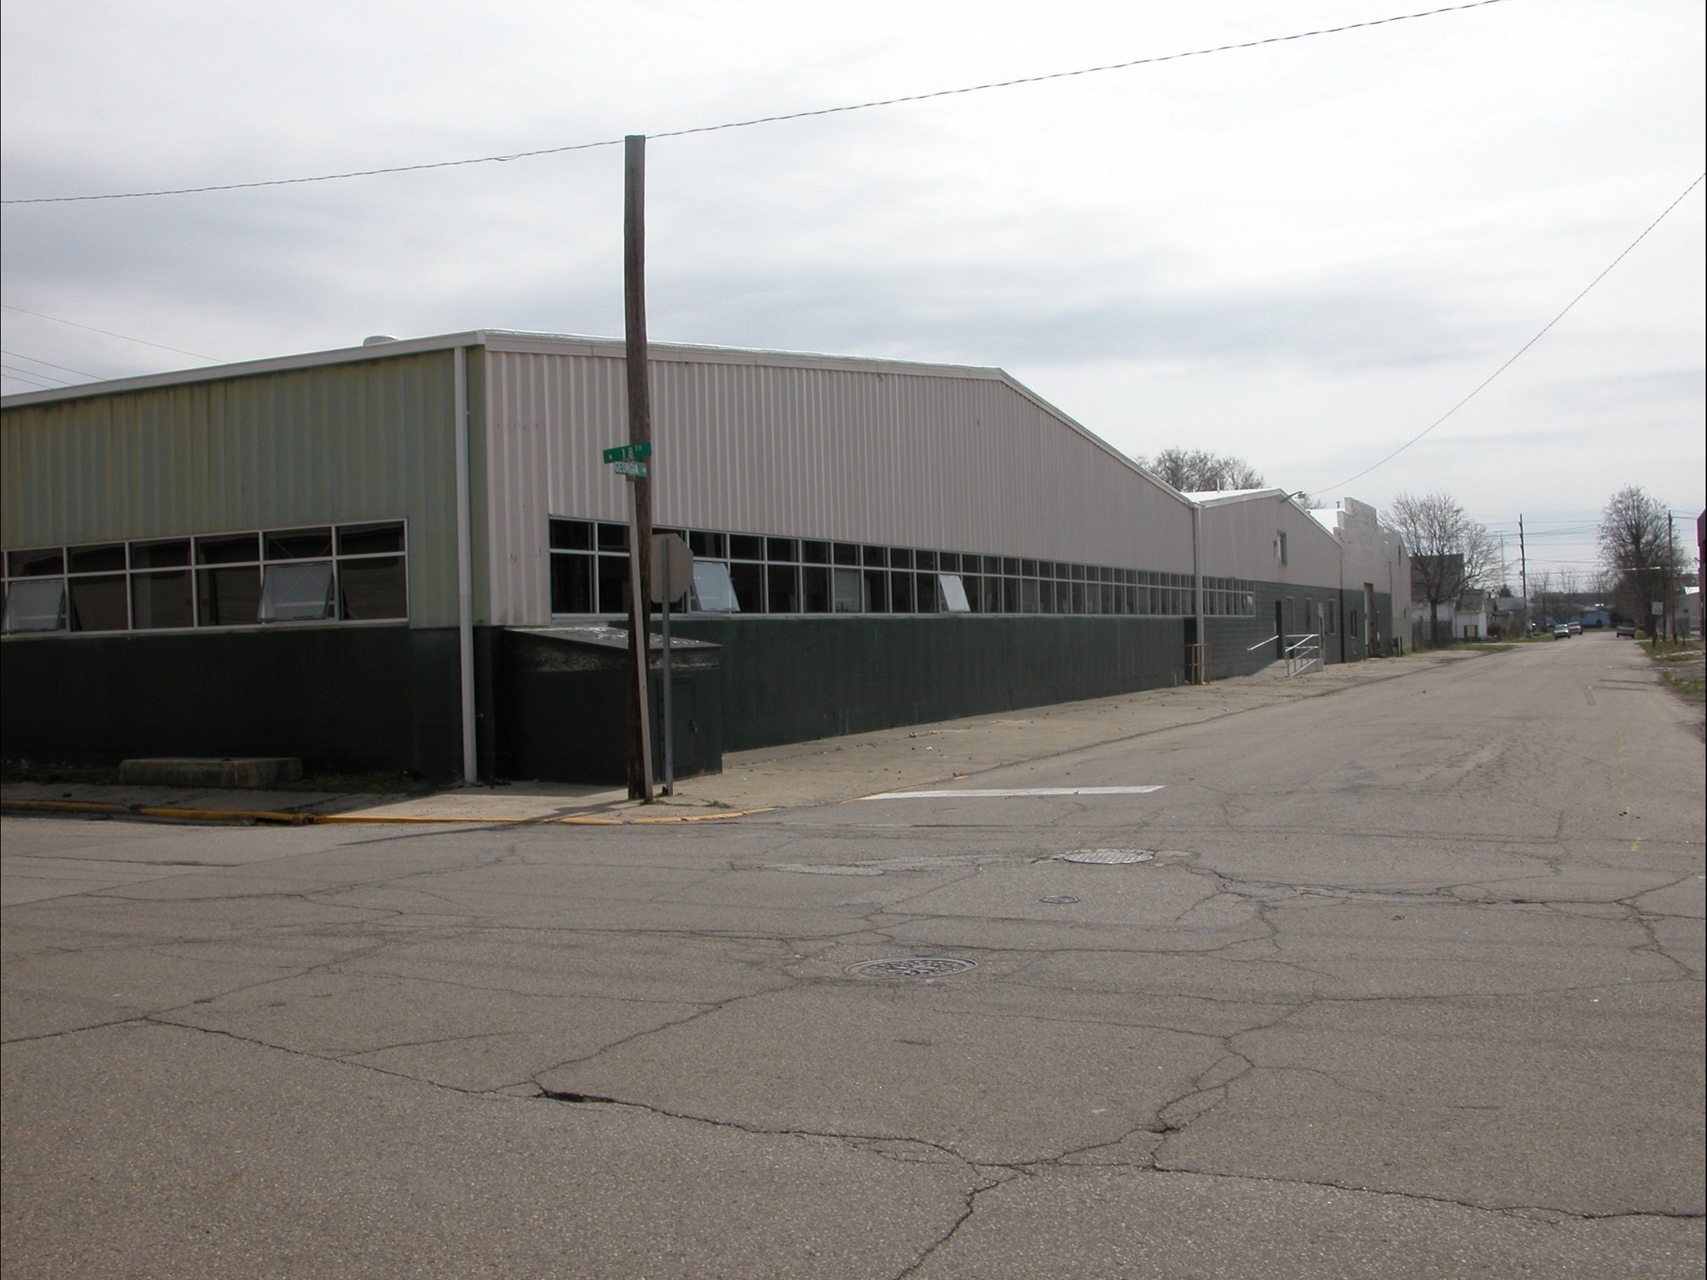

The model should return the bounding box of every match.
[2,647,1492,825]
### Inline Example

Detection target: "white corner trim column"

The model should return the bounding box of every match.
[1192,500,1204,646]
[453,347,478,783]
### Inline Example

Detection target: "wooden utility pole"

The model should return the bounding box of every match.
[1667,512,1675,641]
[1518,515,1528,631]
[623,134,655,800]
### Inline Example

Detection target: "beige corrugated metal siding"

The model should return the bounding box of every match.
[1,351,463,628]
[482,341,1194,626]
[1197,492,1341,589]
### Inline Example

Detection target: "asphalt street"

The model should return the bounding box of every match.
[3,635,1702,1279]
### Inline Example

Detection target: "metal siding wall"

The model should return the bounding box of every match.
[1,353,461,628]
[1198,496,1341,590]
[484,348,1195,625]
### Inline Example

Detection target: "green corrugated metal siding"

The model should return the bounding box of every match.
[1,351,463,628]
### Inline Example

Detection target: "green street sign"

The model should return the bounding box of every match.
[612,459,649,479]
[601,441,653,464]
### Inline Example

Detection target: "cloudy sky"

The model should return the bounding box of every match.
[3,0,1702,581]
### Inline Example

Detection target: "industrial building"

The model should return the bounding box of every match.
[2,330,1408,783]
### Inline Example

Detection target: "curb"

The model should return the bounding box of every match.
[0,799,775,827]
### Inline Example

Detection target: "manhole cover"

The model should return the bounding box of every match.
[845,957,978,979]
[1060,849,1154,865]
[1040,894,1080,904]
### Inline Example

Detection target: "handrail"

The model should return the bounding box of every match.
[1247,633,1282,652]
[1283,632,1322,677]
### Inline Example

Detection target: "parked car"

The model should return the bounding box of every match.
[1568,622,1583,635]
[1552,624,1571,639]
[1616,622,1637,638]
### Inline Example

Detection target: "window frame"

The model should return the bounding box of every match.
[1,519,409,636]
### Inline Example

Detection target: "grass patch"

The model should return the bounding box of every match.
[1641,637,1705,712]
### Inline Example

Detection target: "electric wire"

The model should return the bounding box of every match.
[1318,172,1707,494]
[0,349,104,380]
[0,364,66,389]
[0,304,221,361]
[1,0,1513,206]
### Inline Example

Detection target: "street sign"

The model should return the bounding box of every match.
[612,459,648,479]
[651,533,693,605]
[602,441,653,464]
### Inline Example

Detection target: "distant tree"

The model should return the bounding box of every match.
[1143,448,1264,493]
[1598,485,1684,638]
[1387,492,1495,647]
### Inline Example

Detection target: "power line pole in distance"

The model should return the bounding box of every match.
[1518,515,1528,633]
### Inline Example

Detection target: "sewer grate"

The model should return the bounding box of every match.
[1039,894,1080,904]
[1060,849,1154,865]
[846,957,978,979]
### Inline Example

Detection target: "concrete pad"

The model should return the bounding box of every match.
[167,970,710,1092]
[120,757,302,788]
[1261,897,1684,998]
[907,1168,1706,1280]
[1,1021,974,1280]
[1163,985,1705,1216]
[538,981,1225,1165]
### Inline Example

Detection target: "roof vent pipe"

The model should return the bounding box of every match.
[362,335,398,346]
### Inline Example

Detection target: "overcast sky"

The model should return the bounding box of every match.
[3,0,1702,582]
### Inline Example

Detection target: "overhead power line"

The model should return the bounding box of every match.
[1,364,66,389]
[0,304,221,361]
[1,0,1514,206]
[0,348,104,380]
[1318,171,1707,494]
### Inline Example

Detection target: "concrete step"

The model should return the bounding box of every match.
[118,758,302,788]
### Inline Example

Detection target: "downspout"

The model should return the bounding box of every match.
[1338,509,1346,664]
[453,347,478,784]
[1192,502,1204,682]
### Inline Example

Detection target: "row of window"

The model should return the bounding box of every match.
[548,519,1257,618]
[1,522,407,634]
[1,514,1264,633]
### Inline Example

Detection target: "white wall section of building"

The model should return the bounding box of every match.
[480,333,1195,627]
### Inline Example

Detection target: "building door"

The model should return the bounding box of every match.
[1274,600,1284,659]
[1363,583,1378,655]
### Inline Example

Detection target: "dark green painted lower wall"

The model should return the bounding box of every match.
[664,614,1186,752]
[493,630,722,786]
[1,593,1405,785]
[1203,583,1398,677]
[1,626,464,778]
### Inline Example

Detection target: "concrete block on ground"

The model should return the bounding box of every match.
[119,757,303,789]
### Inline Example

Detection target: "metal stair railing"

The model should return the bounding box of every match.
[1283,632,1322,677]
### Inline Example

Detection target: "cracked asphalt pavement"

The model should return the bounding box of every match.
[3,635,1702,1278]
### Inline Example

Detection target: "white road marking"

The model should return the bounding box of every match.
[862,786,1164,800]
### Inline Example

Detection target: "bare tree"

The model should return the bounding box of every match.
[1143,448,1264,493]
[1598,486,1683,638]
[1387,492,1495,647]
